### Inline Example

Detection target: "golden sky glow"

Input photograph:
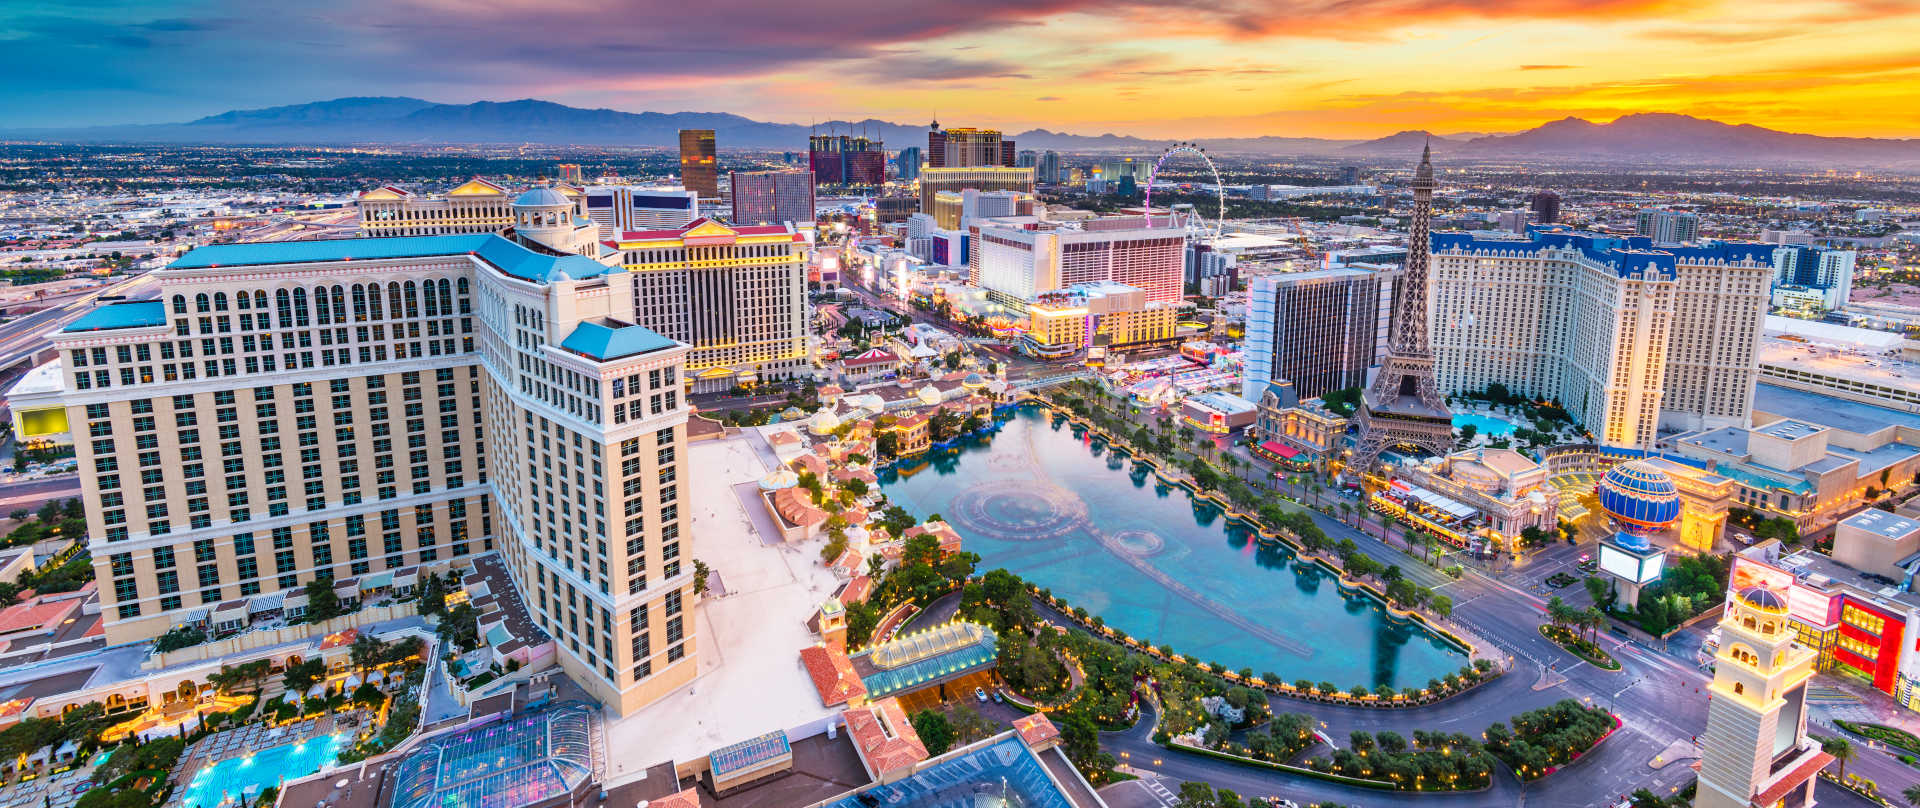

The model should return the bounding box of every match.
[5,0,1917,137]
[664,0,1920,139]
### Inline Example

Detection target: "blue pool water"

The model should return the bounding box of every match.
[181,733,343,808]
[1451,411,1516,437]
[878,406,1465,689]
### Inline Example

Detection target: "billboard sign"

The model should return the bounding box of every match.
[1599,543,1665,584]
[1729,556,1838,627]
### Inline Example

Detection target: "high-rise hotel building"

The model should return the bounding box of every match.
[1428,228,1775,448]
[41,189,728,715]
[1240,268,1385,402]
[678,129,718,200]
[917,166,1034,217]
[610,219,810,392]
[972,216,1186,307]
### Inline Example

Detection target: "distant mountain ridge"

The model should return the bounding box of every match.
[6,98,1916,165]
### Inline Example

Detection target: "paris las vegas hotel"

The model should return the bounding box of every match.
[15,181,808,714]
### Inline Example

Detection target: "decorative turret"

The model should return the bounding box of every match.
[1694,581,1829,808]
[512,186,592,255]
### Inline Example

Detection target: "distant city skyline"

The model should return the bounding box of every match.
[4,0,1917,138]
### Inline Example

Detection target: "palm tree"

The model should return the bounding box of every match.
[1821,736,1855,781]
[1545,596,1573,631]
[1901,783,1920,806]
[1583,607,1606,642]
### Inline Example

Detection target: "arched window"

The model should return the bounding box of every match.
[235,291,250,310]
[403,282,418,317]
[329,285,346,322]
[1743,616,1757,630]
[171,295,187,315]
[213,292,228,311]
[195,293,210,313]
[291,288,309,327]
[314,287,332,325]
[1733,682,1744,695]
[456,277,471,314]
[351,285,367,321]
[276,289,293,327]
[368,283,384,320]
[423,280,439,317]
[253,290,267,310]
[437,279,453,315]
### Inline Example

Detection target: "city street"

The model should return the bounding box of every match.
[0,272,159,374]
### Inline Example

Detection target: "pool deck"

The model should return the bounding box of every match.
[170,713,351,805]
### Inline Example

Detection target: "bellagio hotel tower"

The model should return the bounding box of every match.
[29,188,805,714]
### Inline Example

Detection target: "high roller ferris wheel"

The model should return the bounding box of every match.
[1142,142,1226,241]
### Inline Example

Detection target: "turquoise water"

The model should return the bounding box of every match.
[1452,411,1516,437]
[181,733,342,808]
[878,406,1465,689]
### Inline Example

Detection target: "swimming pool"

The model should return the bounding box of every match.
[1452,411,1516,437]
[180,733,342,808]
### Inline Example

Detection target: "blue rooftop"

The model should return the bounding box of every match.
[557,320,676,361]
[168,235,615,283]
[1429,225,1780,280]
[708,731,791,777]
[62,301,168,333]
[823,735,1080,808]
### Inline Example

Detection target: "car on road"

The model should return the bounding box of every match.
[973,687,988,702]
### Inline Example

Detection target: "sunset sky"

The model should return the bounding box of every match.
[5,0,1919,138]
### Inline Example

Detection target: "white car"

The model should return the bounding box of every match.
[973,687,988,702]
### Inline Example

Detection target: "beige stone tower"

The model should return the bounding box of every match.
[1695,586,1831,808]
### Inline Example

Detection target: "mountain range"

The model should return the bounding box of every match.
[6,97,1917,165]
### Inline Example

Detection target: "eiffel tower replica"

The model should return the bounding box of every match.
[1349,142,1453,473]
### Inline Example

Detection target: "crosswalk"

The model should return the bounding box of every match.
[1139,776,1178,806]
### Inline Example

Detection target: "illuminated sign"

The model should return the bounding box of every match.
[1730,557,1793,594]
[1729,556,1838,627]
[1599,543,1665,584]
[1788,586,1837,627]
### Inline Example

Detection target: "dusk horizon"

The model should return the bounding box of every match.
[5,0,1918,138]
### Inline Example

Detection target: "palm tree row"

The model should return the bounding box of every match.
[1544,596,1605,641]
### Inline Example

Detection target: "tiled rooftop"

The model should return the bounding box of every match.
[61,301,167,333]
[558,319,677,361]
[167,234,615,283]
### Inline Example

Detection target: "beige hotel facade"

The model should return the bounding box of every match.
[31,189,724,715]
[1429,228,1775,448]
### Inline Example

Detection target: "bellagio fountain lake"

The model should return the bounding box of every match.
[878,404,1466,690]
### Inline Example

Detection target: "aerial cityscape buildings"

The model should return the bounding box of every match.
[1,75,1917,808]
[47,188,701,714]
